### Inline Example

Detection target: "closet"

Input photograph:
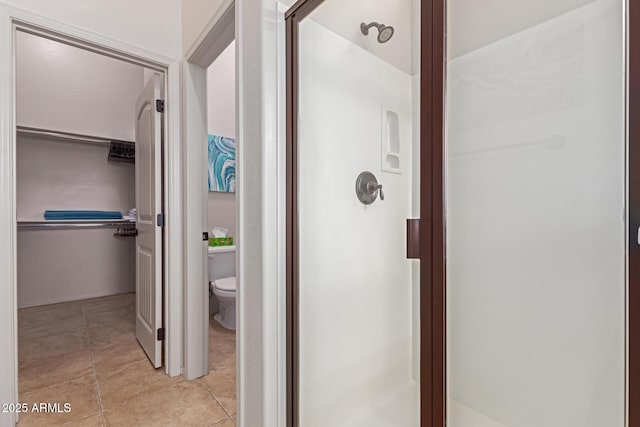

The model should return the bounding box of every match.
[15,31,146,307]
[17,127,138,305]
[15,26,166,367]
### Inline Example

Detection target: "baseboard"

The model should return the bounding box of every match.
[18,289,135,308]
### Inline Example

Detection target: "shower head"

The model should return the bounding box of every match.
[360,22,395,44]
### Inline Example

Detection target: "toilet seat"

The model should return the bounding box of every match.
[214,276,236,292]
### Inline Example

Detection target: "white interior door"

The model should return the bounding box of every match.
[135,75,163,368]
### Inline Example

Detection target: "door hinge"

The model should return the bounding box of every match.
[407,219,420,259]
[203,232,209,241]
[157,327,165,341]
[157,213,165,227]
[156,99,165,113]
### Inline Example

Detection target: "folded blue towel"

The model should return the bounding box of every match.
[44,210,123,220]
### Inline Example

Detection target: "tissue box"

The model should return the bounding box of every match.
[209,237,234,247]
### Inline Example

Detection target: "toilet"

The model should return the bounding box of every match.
[208,245,236,330]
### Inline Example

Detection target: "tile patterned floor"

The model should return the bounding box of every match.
[18,293,236,426]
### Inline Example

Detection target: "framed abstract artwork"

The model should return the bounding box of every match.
[208,134,236,193]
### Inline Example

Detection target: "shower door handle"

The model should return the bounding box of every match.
[407,219,420,259]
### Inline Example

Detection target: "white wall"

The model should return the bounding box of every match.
[16,136,136,307]
[2,0,181,59]
[446,1,625,426]
[16,136,135,221]
[207,40,236,237]
[182,0,230,54]
[16,31,145,141]
[297,19,415,426]
[17,228,135,307]
[207,41,236,138]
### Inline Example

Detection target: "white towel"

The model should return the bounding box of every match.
[124,208,136,222]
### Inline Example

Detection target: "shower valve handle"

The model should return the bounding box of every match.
[368,182,384,201]
[356,171,384,205]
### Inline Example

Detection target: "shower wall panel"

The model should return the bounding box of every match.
[446,0,626,425]
[298,18,416,426]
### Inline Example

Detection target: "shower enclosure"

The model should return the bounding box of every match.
[286,0,626,425]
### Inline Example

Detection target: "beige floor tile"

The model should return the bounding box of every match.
[209,317,235,338]
[211,417,235,426]
[18,376,100,426]
[16,295,236,427]
[84,306,135,329]
[98,359,183,408]
[81,293,134,312]
[87,322,134,348]
[19,349,93,394]
[19,330,89,363]
[19,318,86,341]
[207,316,236,374]
[62,413,105,426]
[19,300,84,318]
[91,332,146,373]
[208,336,236,371]
[19,304,86,340]
[198,365,236,417]
[103,381,228,427]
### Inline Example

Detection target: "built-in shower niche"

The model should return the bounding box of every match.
[381,107,401,173]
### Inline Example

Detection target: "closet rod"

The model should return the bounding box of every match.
[17,220,135,230]
[16,126,134,145]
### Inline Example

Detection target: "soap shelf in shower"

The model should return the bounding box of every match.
[381,107,401,174]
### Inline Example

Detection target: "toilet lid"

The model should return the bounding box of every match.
[215,277,236,292]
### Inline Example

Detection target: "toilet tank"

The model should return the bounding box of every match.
[208,245,236,281]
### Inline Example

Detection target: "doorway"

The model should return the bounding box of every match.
[202,38,238,421]
[181,1,237,423]
[13,29,173,425]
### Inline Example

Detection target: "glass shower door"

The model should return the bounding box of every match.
[291,0,422,425]
[445,0,626,425]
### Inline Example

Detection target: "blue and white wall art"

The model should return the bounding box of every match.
[208,134,236,193]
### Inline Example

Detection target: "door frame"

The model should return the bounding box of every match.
[630,0,639,424]
[284,0,446,425]
[183,0,291,424]
[0,5,184,425]
[182,0,235,381]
